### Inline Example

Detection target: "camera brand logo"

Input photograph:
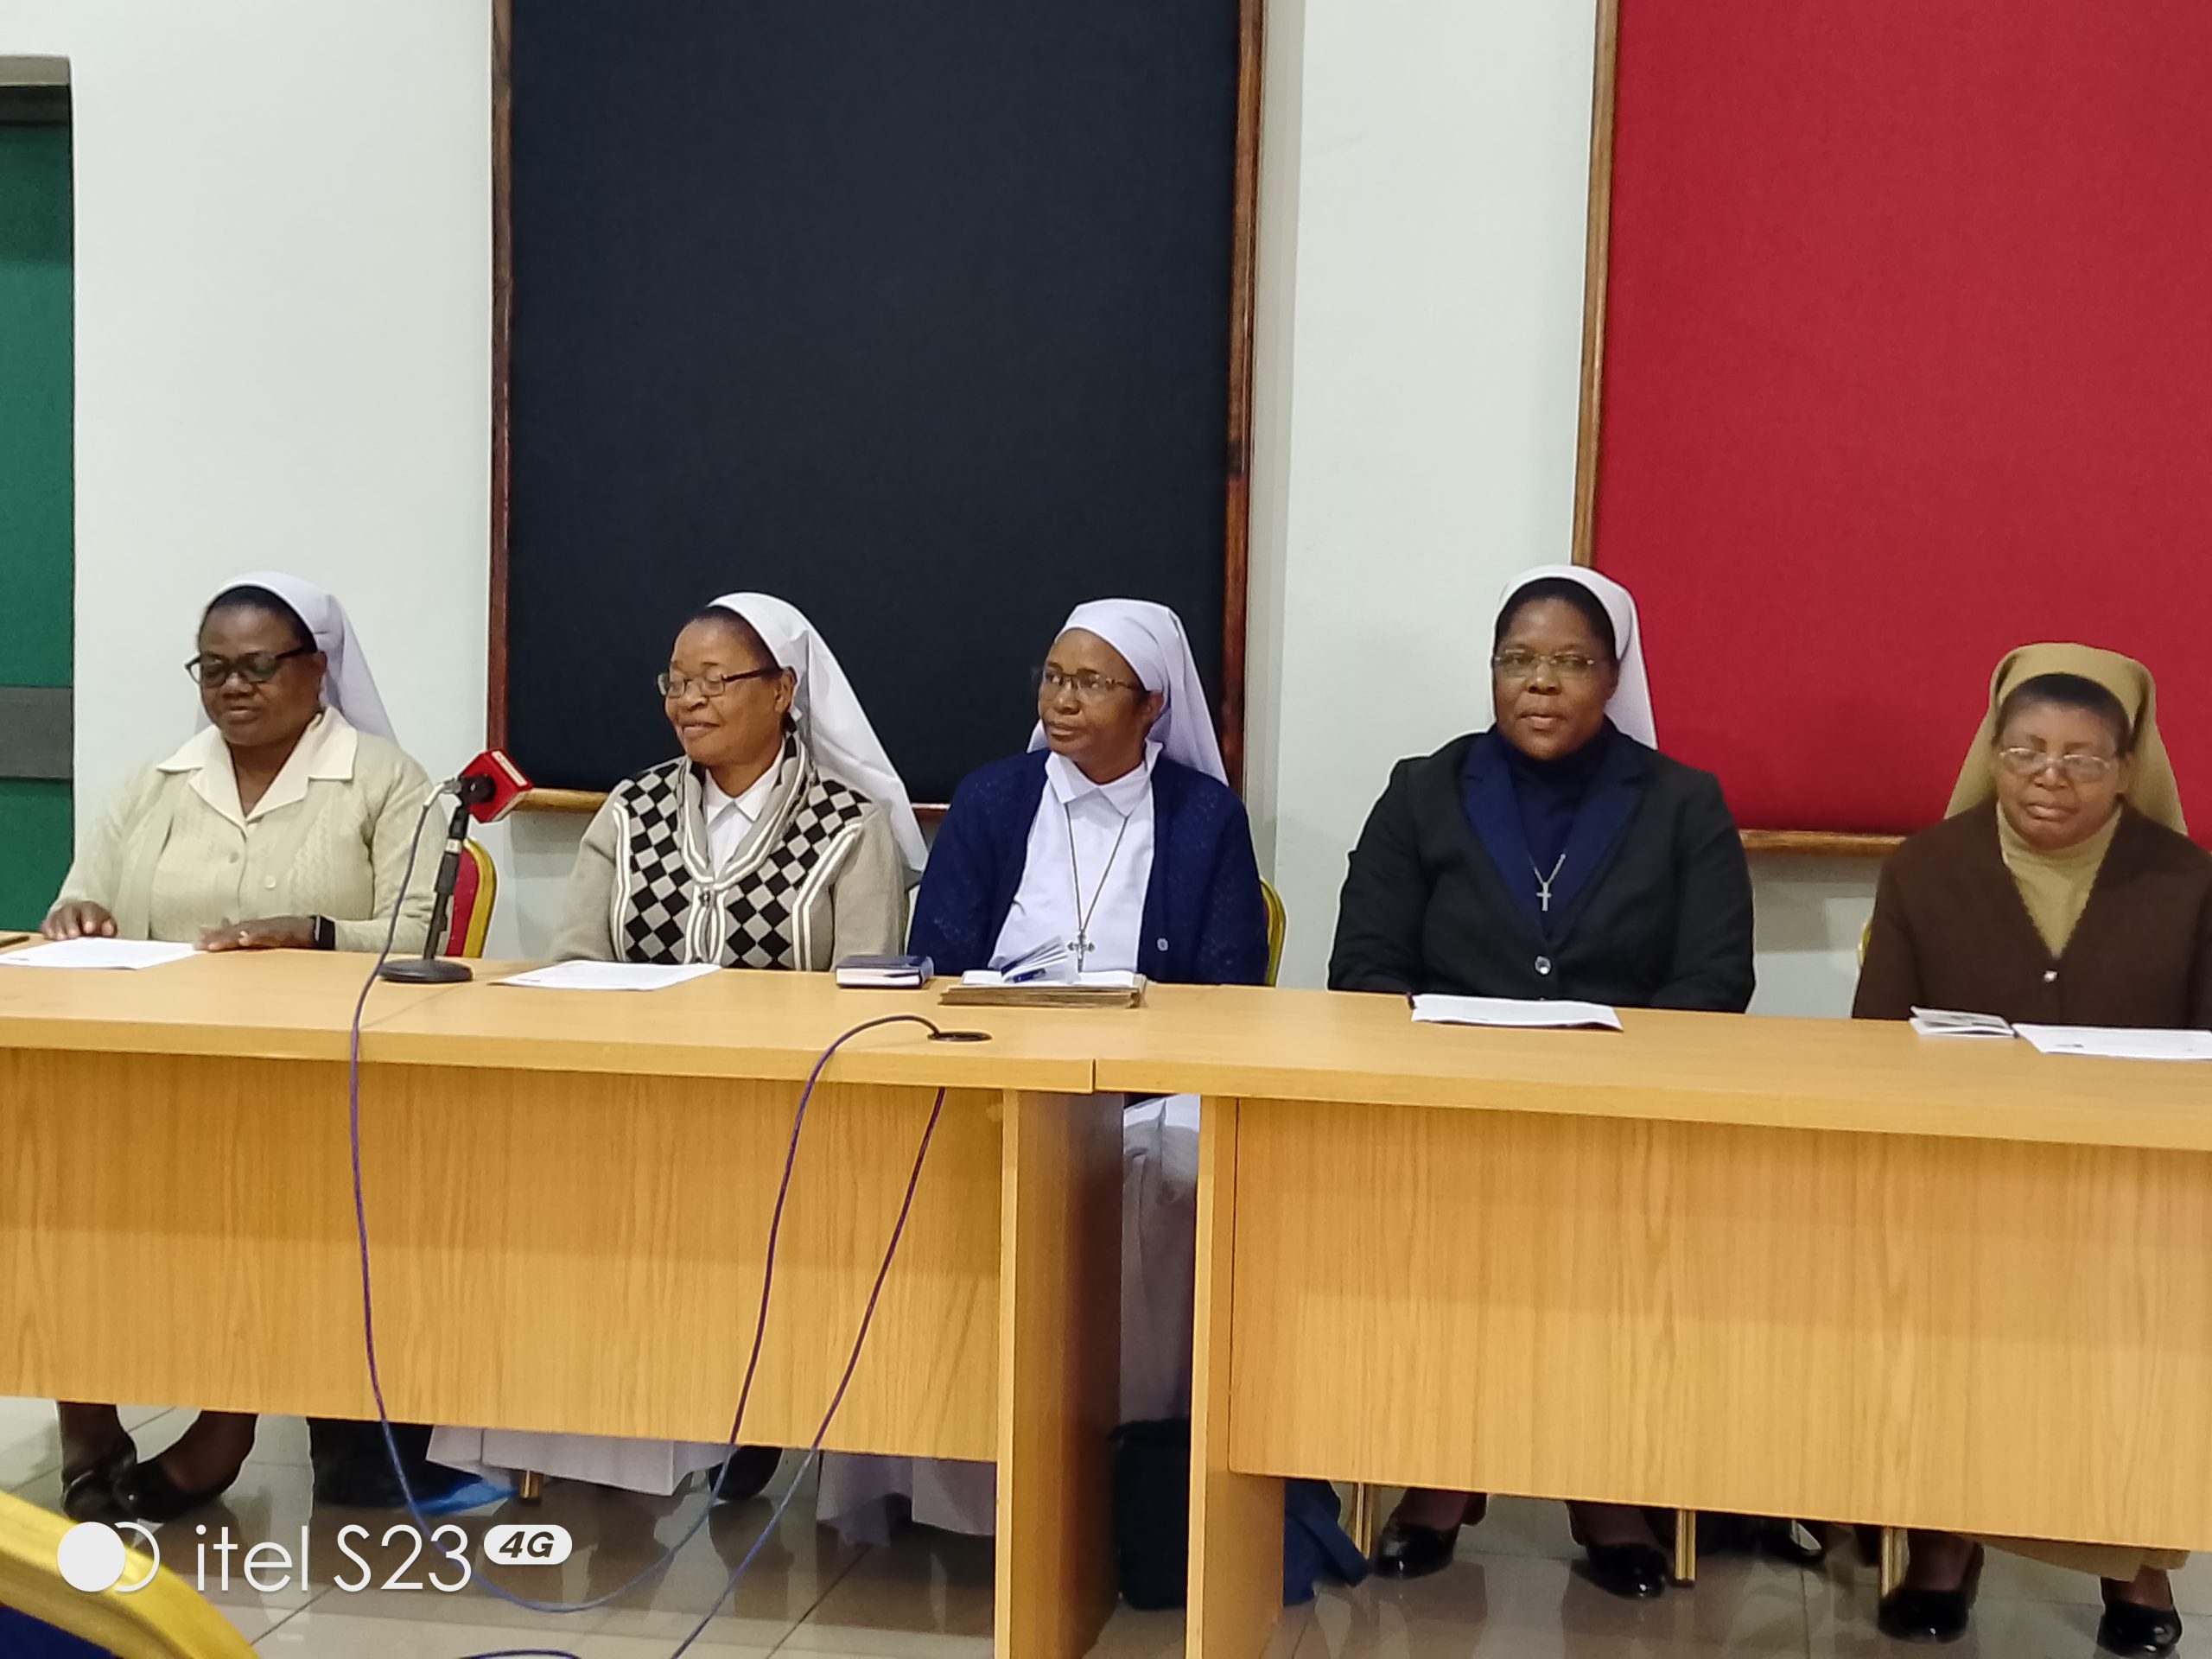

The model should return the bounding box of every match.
[56,1522,159,1595]
[55,1519,573,1595]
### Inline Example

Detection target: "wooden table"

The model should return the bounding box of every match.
[1091,984,2212,1656]
[0,953,1122,1657]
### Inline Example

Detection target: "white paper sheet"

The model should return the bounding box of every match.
[496,962,721,993]
[1410,994,1623,1032]
[0,938,198,971]
[1910,1007,2015,1039]
[2013,1024,2212,1062]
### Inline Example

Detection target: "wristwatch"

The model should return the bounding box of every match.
[312,915,336,951]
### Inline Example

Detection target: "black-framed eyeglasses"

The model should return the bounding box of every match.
[1034,666,1145,702]
[187,647,313,689]
[658,666,781,700]
[1996,746,2118,783]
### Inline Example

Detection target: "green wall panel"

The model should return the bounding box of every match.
[0,780,71,929]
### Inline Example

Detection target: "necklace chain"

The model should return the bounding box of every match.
[1066,803,1135,962]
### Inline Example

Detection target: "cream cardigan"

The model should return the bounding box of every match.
[54,710,441,952]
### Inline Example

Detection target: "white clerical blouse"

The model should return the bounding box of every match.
[988,742,1160,975]
[700,764,779,870]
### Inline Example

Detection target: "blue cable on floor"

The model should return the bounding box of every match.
[340,798,951,1659]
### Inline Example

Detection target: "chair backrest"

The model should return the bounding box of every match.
[443,838,498,960]
[0,1491,255,1658]
[1262,879,1287,988]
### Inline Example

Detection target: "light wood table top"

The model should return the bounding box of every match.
[0,950,451,1061]
[364,964,1101,1090]
[1090,983,2212,1153]
[0,954,1102,1091]
[8,958,2208,1150]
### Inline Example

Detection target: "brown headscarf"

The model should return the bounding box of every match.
[1945,643,2188,835]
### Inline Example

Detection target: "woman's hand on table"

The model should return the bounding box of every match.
[41,902,117,941]
[198,916,318,953]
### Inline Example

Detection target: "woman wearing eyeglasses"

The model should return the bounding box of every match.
[542,592,919,970]
[43,574,441,1522]
[817,597,1268,1547]
[429,591,920,1501]
[1855,645,2206,1656]
[1330,564,1755,1599]
[906,597,1267,988]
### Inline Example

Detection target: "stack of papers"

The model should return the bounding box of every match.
[0,938,197,971]
[1409,994,1622,1032]
[496,962,721,993]
[982,938,1079,986]
[1909,1007,2015,1039]
[2013,1025,2212,1062]
[942,969,1146,1008]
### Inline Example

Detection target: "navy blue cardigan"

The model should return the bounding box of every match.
[911,750,1269,986]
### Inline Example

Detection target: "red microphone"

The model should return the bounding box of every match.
[448,749,532,823]
[380,750,534,984]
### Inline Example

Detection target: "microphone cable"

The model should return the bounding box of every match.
[339,794,957,1657]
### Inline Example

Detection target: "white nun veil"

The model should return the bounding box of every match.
[212,572,397,743]
[1494,564,1658,747]
[707,593,926,876]
[1029,598,1227,785]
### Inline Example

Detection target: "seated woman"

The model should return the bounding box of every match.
[429,592,919,1498]
[817,597,1268,1542]
[1855,645,2204,1656]
[1330,565,1754,1600]
[46,575,439,1523]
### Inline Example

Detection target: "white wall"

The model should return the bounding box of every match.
[1239,0,1875,1014]
[6,0,493,881]
[18,0,1876,1007]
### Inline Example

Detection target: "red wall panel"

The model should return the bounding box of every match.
[1592,1,2212,838]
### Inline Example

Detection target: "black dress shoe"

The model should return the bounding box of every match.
[705,1445,783,1504]
[114,1452,242,1524]
[60,1438,137,1523]
[1877,1546,1984,1644]
[2098,1596,2183,1656]
[1582,1541,1669,1600]
[1373,1518,1459,1580]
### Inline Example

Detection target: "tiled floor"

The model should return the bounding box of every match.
[2,1399,2196,1655]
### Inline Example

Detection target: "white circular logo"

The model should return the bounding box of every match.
[56,1522,127,1593]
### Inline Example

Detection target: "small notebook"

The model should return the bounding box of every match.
[835,954,934,989]
[1909,1007,2015,1039]
[1409,994,1622,1032]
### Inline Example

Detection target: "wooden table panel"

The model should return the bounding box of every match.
[1224,1095,2212,1549]
[1,1049,1003,1460]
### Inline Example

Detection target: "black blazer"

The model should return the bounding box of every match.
[1328,730,1755,1011]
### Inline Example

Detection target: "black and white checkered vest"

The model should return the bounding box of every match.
[605,742,871,969]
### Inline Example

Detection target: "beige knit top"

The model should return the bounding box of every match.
[54,710,441,952]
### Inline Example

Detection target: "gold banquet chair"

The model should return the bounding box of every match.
[0,1490,254,1658]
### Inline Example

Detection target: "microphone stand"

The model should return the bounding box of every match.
[378,781,489,985]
